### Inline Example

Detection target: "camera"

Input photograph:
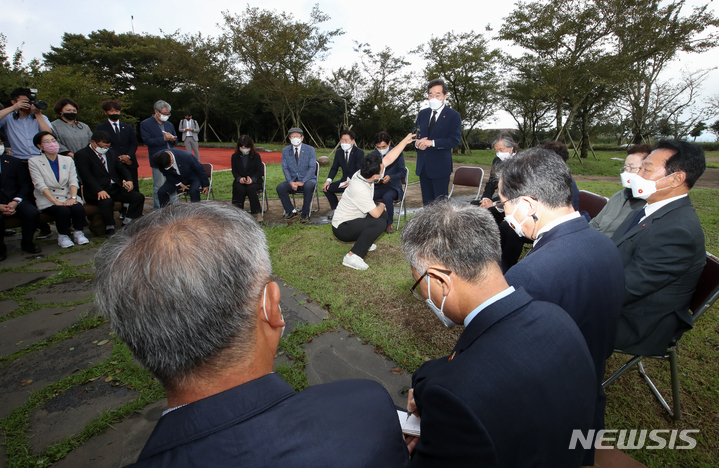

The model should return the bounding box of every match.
[27,88,48,110]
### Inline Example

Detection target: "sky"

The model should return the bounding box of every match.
[3,0,719,140]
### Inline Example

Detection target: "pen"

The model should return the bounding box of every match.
[406,412,411,422]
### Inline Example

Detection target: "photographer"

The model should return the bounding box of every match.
[0,88,54,160]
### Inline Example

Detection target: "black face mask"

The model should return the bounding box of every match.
[107,114,120,122]
[62,112,77,121]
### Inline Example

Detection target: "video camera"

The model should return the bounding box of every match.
[26,88,48,111]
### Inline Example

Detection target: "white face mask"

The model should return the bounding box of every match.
[621,171,638,189]
[263,284,285,337]
[290,137,302,147]
[377,146,389,156]
[95,146,109,155]
[504,199,532,238]
[428,98,443,110]
[159,114,170,122]
[496,152,512,161]
[240,148,251,155]
[425,274,458,327]
[340,143,352,151]
[630,174,672,200]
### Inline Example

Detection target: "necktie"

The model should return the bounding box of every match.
[428,110,437,136]
[113,123,119,134]
[345,151,349,163]
[99,155,108,172]
[295,148,299,165]
[623,208,646,234]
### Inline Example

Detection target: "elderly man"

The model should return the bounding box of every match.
[277,127,317,222]
[402,199,596,467]
[590,144,653,237]
[498,148,625,466]
[611,139,706,357]
[94,203,409,467]
[140,100,177,210]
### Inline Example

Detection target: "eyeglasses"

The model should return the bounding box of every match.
[42,139,57,144]
[620,165,640,173]
[410,268,452,301]
[493,200,508,213]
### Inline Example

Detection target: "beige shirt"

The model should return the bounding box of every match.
[332,171,377,228]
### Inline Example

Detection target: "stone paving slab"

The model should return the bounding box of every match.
[51,399,167,468]
[277,281,328,325]
[60,249,99,267]
[0,299,18,318]
[0,271,55,292]
[304,329,412,408]
[28,262,60,271]
[0,302,96,356]
[28,379,139,455]
[76,267,94,276]
[0,324,113,419]
[26,277,94,304]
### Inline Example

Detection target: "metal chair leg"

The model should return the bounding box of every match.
[669,348,682,420]
[603,355,643,388]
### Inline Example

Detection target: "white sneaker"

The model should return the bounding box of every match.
[342,253,369,270]
[368,244,377,252]
[58,234,74,249]
[73,231,90,245]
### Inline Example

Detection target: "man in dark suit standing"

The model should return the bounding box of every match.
[0,153,41,259]
[153,149,209,207]
[75,132,145,236]
[277,127,317,222]
[413,78,461,205]
[611,140,706,357]
[140,100,177,210]
[93,202,410,467]
[96,99,139,192]
[322,129,364,217]
[499,148,624,466]
[401,199,595,467]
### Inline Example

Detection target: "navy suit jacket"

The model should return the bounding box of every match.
[505,217,624,443]
[128,373,409,468]
[140,117,176,168]
[410,288,596,468]
[414,106,461,179]
[328,146,364,183]
[0,156,34,203]
[159,149,209,188]
[96,121,138,169]
[74,146,132,198]
[611,196,705,356]
[369,148,406,199]
[281,144,317,183]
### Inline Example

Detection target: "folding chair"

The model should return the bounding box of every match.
[182,163,214,201]
[374,167,410,230]
[602,252,719,419]
[578,190,608,219]
[290,161,320,213]
[448,166,485,201]
[257,162,268,215]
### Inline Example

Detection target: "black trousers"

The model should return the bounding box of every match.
[0,200,39,250]
[232,181,262,213]
[86,185,145,225]
[324,180,347,210]
[373,185,399,226]
[332,211,387,258]
[42,203,86,235]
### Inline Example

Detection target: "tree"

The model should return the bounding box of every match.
[501,57,553,148]
[414,31,502,153]
[221,4,343,136]
[689,121,707,141]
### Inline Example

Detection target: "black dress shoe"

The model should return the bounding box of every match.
[21,243,41,254]
[283,210,298,220]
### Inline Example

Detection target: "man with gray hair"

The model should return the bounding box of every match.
[94,202,409,467]
[401,199,596,467]
[140,100,177,210]
[498,147,625,466]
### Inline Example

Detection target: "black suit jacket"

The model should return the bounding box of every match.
[410,288,596,468]
[611,196,705,356]
[74,146,132,199]
[231,151,263,184]
[328,146,364,182]
[129,373,409,467]
[96,121,138,169]
[0,156,33,203]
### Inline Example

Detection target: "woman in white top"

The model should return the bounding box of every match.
[29,131,89,248]
[332,133,415,270]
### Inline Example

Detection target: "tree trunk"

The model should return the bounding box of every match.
[581,111,589,159]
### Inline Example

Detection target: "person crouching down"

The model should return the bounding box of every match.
[332,133,415,270]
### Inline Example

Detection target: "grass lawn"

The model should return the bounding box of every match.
[262,164,719,467]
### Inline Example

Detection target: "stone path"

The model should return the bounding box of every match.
[0,206,438,467]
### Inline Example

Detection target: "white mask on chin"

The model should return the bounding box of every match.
[425,274,458,327]
[504,199,533,238]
